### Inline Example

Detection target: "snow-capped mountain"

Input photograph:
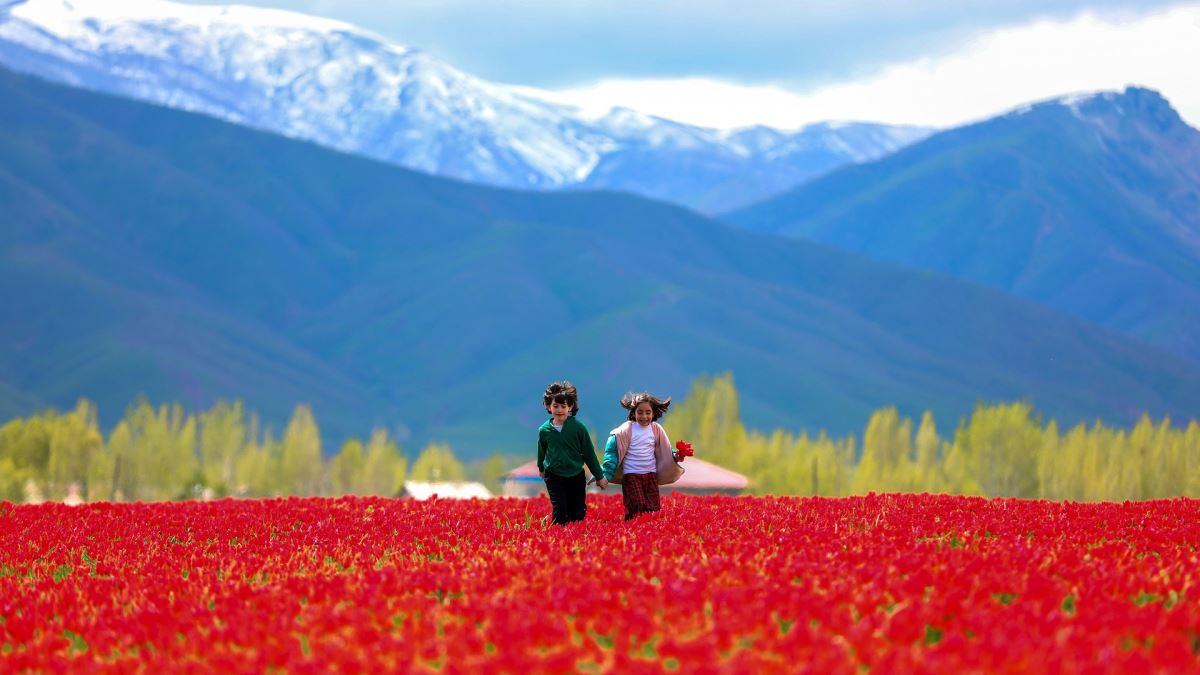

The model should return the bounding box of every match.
[0,0,930,211]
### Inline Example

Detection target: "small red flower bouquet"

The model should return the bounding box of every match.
[674,440,694,462]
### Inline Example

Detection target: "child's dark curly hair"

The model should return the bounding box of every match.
[620,392,671,421]
[543,381,579,416]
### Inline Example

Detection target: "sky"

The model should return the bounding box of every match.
[175,0,1200,130]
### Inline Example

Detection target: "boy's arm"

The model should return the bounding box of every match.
[581,427,603,479]
[601,435,619,480]
[537,432,547,475]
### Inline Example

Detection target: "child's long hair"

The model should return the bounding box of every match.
[543,381,579,416]
[620,392,671,421]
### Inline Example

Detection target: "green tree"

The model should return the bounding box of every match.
[0,455,25,502]
[913,411,943,493]
[87,439,115,502]
[361,429,407,496]
[852,407,914,494]
[668,373,747,475]
[480,453,509,496]
[199,401,248,497]
[107,400,197,501]
[44,400,104,500]
[0,418,39,501]
[235,430,280,497]
[1036,420,1062,499]
[279,405,322,496]
[329,438,365,497]
[0,414,52,500]
[1185,421,1200,497]
[947,402,1041,498]
[409,443,465,482]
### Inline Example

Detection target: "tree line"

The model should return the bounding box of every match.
[670,374,1200,500]
[2,377,1197,502]
[0,399,511,503]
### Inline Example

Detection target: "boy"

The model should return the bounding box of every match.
[538,381,608,525]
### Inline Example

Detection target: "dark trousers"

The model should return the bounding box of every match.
[544,470,587,525]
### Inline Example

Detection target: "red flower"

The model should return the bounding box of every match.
[674,440,694,462]
[5,493,1200,671]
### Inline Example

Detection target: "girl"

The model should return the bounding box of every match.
[600,392,685,520]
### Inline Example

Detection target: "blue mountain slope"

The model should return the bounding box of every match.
[727,88,1200,363]
[3,68,1198,452]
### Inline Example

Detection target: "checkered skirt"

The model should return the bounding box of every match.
[622,472,660,520]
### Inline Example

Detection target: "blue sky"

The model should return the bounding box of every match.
[176,0,1200,128]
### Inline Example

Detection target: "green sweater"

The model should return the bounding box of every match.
[537,416,603,479]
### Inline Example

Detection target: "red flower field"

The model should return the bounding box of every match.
[2,494,1198,672]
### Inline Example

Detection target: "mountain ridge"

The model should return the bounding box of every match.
[0,0,929,213]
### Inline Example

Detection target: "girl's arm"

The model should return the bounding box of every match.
[601,435,619,480]
[657,423,680,462]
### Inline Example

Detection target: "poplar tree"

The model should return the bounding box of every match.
[44,400,103,500]
[1185,421,1200,497]
[1036,420,1061,499]
[329,438,365,496]
[361,428,406,496]
[913,411,943,493]
[668,372,747,473]
[852,407,914,494]
[106,401,197,501]
[480,453,508,496]
[235,431,280,497]
[199,401,247,497]
[279,405,322,496]
[0,416,51,501]
[950,403,1041,498]
[410,443,465,482]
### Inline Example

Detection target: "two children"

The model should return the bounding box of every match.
[537,381,683,525]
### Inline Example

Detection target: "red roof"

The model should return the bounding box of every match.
[505,458,748,490]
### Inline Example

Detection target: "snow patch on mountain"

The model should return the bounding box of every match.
[0,0,931,201]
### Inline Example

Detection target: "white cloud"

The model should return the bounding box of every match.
[540,4,1200,130]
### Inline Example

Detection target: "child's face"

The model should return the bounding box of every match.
[548,400,572,422]
[634,402,654,426]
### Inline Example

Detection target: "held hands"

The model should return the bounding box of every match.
[588,476,610,490]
